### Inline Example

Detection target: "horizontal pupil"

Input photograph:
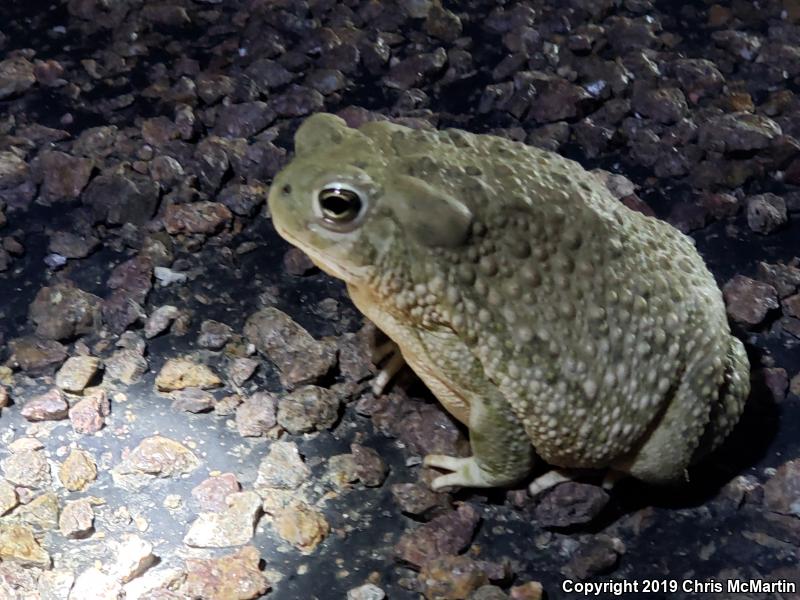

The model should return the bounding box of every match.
[321,189,359,219]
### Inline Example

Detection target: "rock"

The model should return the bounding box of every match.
[69,567,121,600]
[510,582,544,600]
[304,68,347,95]
[198,320,233,350]
[402,0,433,18]
[758,261,800,298]
[697,113,782,153]
[791,372,800,397]
[145,305,181,338]
[83,172,160,226]
[534,483,610,528]
[673,58,725,100]
[245,58,293,92]
[272,502,329,553]
[229,357,259,386]
[145,112,184,146]
[38,570,76,600]
[562,535,624,580]
[218,182,268,217]
[236,391,277,437]
[347,583,386,600]
[21,388,69,421]
[244,308,337,388]
[37,151,93,201]
[123,567,185,600]
[215,394,243,416]
[155,358,222,391]
[12,491,59,532]
[784,294,800,318]
[105,348,148,385]
[214,102,275,138]
[391,482,444,515]
[102,291,145,335]
[191,473,241,512]
[424,4,462,42]
[171,388,215,413]
[396,402,467,458]
[254,441,310,491]
[757,42,800,77]
[529,77,591,124]
[282,247,315,276]
[667,202,710,234]
[394,504,480,568]
[722,275,779,327]
[112,533,156,583]
[154,266,188,286]
[113,435,200,487]
[163,201,232,235]
[0,523,50,567]
[150,155,184,187]
[0,480,18,516]
[350,443,388,487]
[786,156,800,186]
[270,85,325,118]
[472,585,510,600]
[59,498,94,538]
[103,256,154,333]
[184,546,269,600]
[0,56,36,99]
[29,284,102,341]
[418,556,501,599]
[746,194,787,234]
[763,459,800,517]
[197,72,235,104]
[141,4,190,25]
[760,367,789,403]
[0,151,30,191]
[48,230,100,259]
[326,454,360,487]
[58,448,97,492]
[56,356,102,392]
[701,192,740,219]
[607,16,657,53]
[8,437,44,452]
[1,449,51,488]
[756,261,800,298]
[787,317,800,338]
[44,252,67,269]
[337,327,377,383]
[184,491,262,548]
[276,385,341,434]
[194,137,229,190]
[384,48,447,90]
[632,86,688,124]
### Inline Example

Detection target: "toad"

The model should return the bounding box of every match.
[268,113,750,494]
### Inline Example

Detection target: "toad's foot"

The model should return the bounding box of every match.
[371,339,406,395]
[528,469,576,497]
[424,454,520,490]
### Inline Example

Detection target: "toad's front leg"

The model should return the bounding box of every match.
[424,390,535,490]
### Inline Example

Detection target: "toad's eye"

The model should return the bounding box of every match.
[317,187,364,226]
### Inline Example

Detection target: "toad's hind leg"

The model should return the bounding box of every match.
[425,389,536,490]
[618,349,726,485]
[693,335,750,458]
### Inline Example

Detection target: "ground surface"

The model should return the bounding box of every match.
[0,1,798,599]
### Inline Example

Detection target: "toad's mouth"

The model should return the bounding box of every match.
[272,219,371,284]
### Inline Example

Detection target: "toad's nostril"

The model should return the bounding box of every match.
[282,184,292,195]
